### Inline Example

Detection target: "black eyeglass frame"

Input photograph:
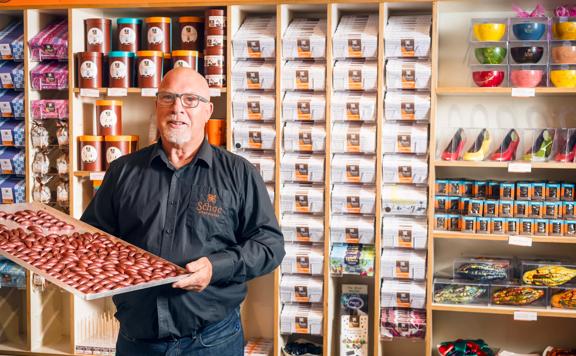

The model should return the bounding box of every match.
[155,91,210,108]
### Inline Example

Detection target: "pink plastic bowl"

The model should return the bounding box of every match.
[510,69,543,88]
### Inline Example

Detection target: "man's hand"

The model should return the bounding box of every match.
[172,257,213,292]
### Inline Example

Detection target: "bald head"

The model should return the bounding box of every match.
[160,67,211,99]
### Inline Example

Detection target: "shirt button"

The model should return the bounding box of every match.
[165,229,172,234]
[169,201,176,206]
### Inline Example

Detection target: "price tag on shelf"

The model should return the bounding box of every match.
[89,172,106,181]
[511,88,535,97]
[80,88,100,98]
[514,311,537,321]
[107,88,127,97]
[508,162,532,173]
[209,88,221,97]
[508,235,533,247]
[141,88,158,97]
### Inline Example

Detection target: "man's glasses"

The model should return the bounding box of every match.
[156,91,209,108]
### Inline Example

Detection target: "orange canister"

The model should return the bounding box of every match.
[144,17,171,53]
[136,50,163,88]
[78,135,104,171]
[96,100,122,136]
[104,135,139,169]
[206,119,226,146]
[172,50,198,70]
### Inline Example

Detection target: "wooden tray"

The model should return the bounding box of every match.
[0,202,188,300]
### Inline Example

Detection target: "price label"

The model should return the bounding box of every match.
[80,88,100,98]
[508,162,532,173]
[209,88,221,97]
[508,235,533,247]
[89,172,105,181]
[107,88,127,97]
[141,88,158,97]
[511,88,535,97]
[514,311,537,321]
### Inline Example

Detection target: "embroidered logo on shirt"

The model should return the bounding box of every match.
[197,194,223,217]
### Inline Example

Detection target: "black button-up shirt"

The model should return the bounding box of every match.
[80,139,285,339]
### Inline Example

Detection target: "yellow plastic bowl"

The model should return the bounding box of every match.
[553,22,576,40]
[550,69,576,88]
[473,23,506,41]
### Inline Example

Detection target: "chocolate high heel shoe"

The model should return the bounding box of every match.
[463,129,491,161]
[441,128,466,161]
[523,129,554,162]
[490,129,520,161]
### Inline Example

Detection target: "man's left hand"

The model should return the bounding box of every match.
[172,257,213,292]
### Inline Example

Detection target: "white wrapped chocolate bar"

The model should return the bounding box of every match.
[244,338,274,356]
[283,122,326,152]
[232,16,276,59]
[280,153,324,183]
[331,154,375,184]
[382,154,428,184]
[386,59,431,90]
[331,92,376,122]
[382,216,428,249]
[282,61,325,91]
[236,151,275,183]
[380,249,427,280]
[333,14,378,59]
[381,185,427,216]
[282,92,325,122]
[282,243,324,275]
[333,60,377,92]
[280,275,323,303]
[281,213,324,243]
[280,183,324,214]
[385,15,431,58]
[384,91,430,121]
[232,60,275,90]
[380,280,426,308]
[330,214,375,244]
[382,123,428,154]
[233,122,276,151]
[283,18,326,59]
[332,122,376,154]
[232,92,275,121]
[331,184,376,215]
[280,303,323,335]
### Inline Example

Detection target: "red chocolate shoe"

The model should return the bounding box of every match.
[441,128,465,161]
[490,129,520,161]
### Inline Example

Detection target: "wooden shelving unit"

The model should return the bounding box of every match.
[3,0,576,356]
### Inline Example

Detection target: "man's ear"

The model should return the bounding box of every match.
[206,102,214,122]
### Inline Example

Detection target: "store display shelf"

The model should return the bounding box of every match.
[436,87,576,96]
[74,171,105,180]
[432,160,576,170]
[433,231,576,244]
[73,88,226,96]
[432,303,576,319]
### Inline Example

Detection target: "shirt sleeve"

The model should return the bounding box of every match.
[80,162,119,236]
[207,161,285,285]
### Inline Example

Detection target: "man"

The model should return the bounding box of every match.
[81,67,285,355]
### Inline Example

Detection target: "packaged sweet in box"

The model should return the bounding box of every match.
[0,90,24,118]
[31,99,68,119]
[0,61,24,89]
[433,278,489,305]
[330,243,374,277]
[380,307,426,340]
[0,21,24,61]
[0,147,25,175]
[0,175,25,204]
[0,119,24,146]
[30,62,68,90]
[0,257,26,288]
[490,281,547,308]
[453,257,513,282]
[28,20,68,61]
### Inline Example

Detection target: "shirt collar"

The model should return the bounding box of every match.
[149,138,213,169]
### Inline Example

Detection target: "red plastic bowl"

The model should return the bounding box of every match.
[510,69,543,88]
[472,70,505,87]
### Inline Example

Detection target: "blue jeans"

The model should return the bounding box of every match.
[116,309,244,356]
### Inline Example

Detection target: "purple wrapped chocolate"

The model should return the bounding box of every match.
[380,308,426,340]
[28,20,68,61]
[0,21,24,61]
[0,91,24,118]
[0,119,25,146]
[31,99,68,119]
[30,62,68,90]
[0,62,24,89]
[0,175,25,203]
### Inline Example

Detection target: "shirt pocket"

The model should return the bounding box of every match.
[186,185,237,248]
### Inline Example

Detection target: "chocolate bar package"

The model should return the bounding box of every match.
[0,21,24,61]
[0,61,24,89]
[0,90,24,118]
[28,20,68,61]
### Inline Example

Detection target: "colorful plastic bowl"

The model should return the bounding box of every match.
[474,47,507,64]
[550,69,576,87]
[512,23,546,41]
[553,21,576,40]
[472,70,505,87]
[510,69,544,88]
[551,45,576,64]
[510,46,544,64]
[473,23,506,41]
